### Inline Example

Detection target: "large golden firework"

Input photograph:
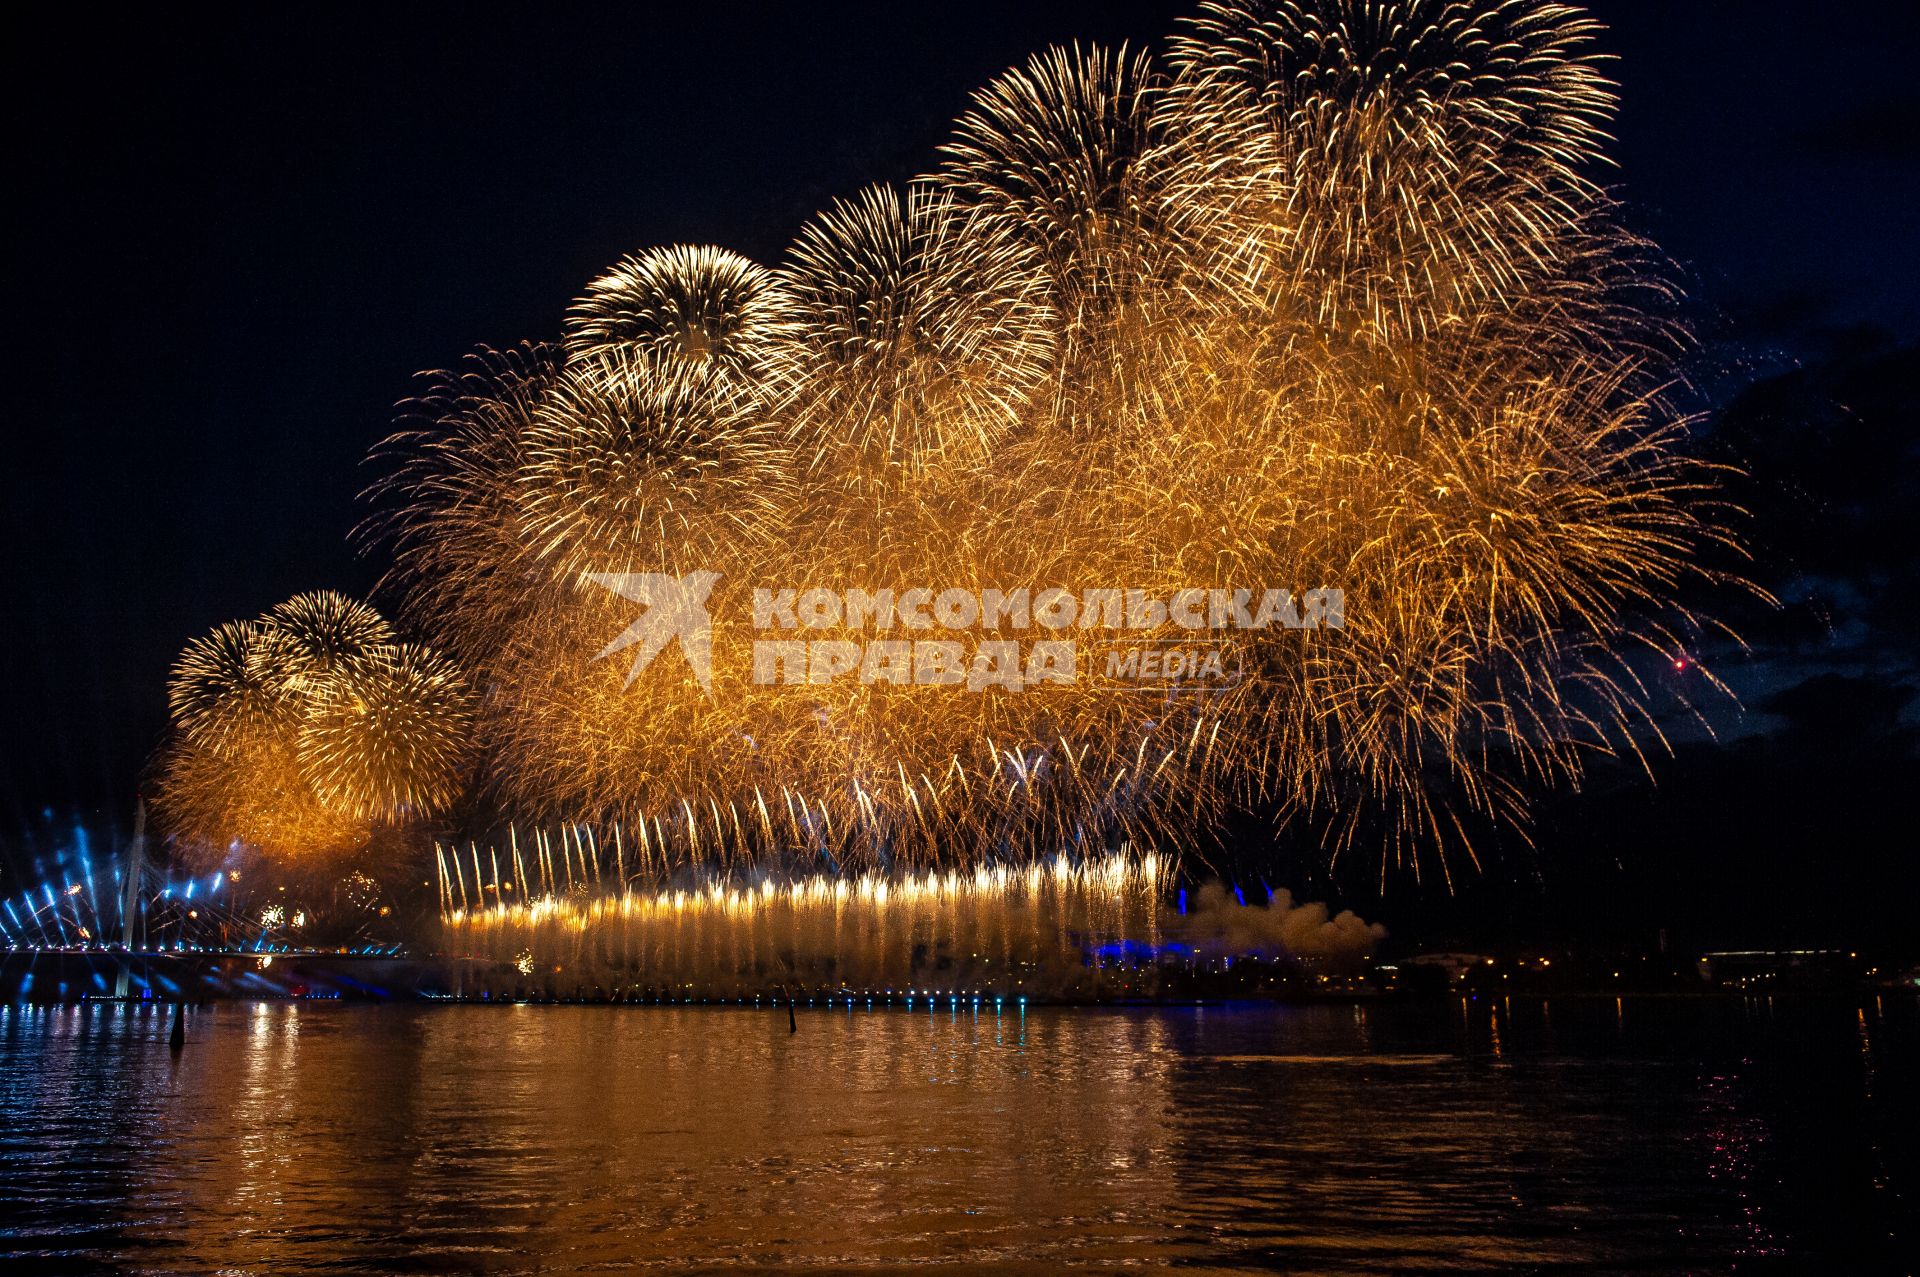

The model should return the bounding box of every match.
[366,0,1748,886]
[367,344,562,671]
[263,590,396,687]
[774,183,1057,477]
[1159,0,1618,329]
[938,44,1168,368]
[299,642,477,821]
[166,620,299,759]
[154,594,474,862]
[518,351,794,579]
[565,244,789,393]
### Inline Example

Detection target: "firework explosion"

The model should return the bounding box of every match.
[154,591,474,863]
[359,0,1743,891]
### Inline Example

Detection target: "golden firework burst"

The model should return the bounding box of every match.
[353,0,1751,885]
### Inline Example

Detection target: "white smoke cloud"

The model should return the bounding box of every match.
[1169,882,1385,966]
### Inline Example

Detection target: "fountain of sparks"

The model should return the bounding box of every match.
[438,838,1165,999]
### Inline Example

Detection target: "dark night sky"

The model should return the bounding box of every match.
[5,4,1917,942]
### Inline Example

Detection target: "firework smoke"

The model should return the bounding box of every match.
[1172,881,1385,965]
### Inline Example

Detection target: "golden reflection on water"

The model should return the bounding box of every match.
[1,999,1912,1273]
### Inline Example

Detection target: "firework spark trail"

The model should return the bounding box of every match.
[289,0,1753,890]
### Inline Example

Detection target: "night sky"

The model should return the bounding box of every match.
[6,3,1917,944]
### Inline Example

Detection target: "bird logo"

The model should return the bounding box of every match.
[584,570,721,697]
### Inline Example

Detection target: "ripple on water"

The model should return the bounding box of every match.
[0,998,1913,1273]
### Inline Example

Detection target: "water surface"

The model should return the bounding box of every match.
[3,997,1913,1273]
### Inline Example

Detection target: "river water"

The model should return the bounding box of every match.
[2,996,1913,1273]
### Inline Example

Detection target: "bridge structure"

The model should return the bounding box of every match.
[0,808,405,985]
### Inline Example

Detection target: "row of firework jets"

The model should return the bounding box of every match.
[437,835,1160,920]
